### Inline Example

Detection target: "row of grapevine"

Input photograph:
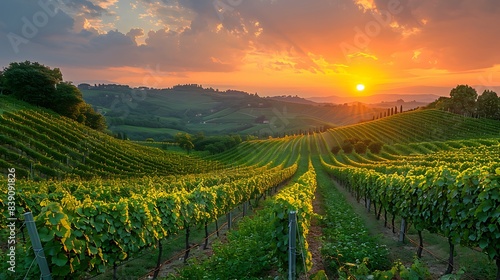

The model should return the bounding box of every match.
[332,142,500,175]
[170,159,317,279]
[0,109,221,179]
[270,160,317,271]
[0,163,297,279]
[321,158,500,272]
[6,163,282,216]
[323,109,500,150]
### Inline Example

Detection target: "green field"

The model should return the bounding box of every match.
[1,96,500,279]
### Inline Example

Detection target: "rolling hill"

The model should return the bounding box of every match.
[0,95,220,180]
[80,84,386,140]
[2,94,500,279]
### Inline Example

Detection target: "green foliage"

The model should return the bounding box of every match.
[194,134,242,154]
[331,145,341,155]
[368,142,383,154]
[319,161,390,275]
[0,70,5,94]
[353,141,367,154]
[477,90,499,119]
[323,148,500,262]
[169,162,315,279]
[311,270,329,280]
[2,61,105,130]
[341,142,353,154]
[173,214,279,279]
[0,163,298,278]
[174,132,194,154]
[426,96,451,110]
[3,61,61,106]
[52,82,85,119]
[449,85,477,116]
[0,108,219,179]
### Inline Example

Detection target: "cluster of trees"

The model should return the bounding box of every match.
[427,85,500,119]
[331,138,384,155]
[0,61,106,131]
[374,105,403,120]
[174,132,243,154]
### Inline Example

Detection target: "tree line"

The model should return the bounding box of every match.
[0,61,106,131]
[426,85,500,119]
[331,138,384,155]
[175,132,243,154]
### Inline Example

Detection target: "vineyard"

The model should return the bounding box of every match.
[1,96,500,279]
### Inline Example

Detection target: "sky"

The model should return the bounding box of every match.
[1,0,500,98]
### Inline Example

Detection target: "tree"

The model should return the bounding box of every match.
[426,96,451,111]
[476,90,499,119]
[175,133,194,154]
[368,142,383,154]
[354,141,367,154]
[331,145,341,155]
[341,142,353,154]
[0,70,5,94]
[449,85,477,116]
[2,61,106,131]
[80,104,107,131]
[193,132,205,143]
[3,61,62,105]
[52,82,85,119]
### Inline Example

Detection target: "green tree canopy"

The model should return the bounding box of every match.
[2,61,106,131]
[79,103,107,131]
[331,145,341,155]
[354,141,367,154]
[341,142,353,154]
[476,90,499,119]
[368,142,383,154]
[449,85,477,116]
[426,96,451,110]
[52,82,85,119]
[0,70,5,94]
[175,133,194,154]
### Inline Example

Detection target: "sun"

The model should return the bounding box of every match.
[356,84,365,91]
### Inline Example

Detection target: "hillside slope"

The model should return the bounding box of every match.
[81,84,385,140]
[321,109,500,150]
[0,96,219,180]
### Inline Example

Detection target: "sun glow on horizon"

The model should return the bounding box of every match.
[356,84,365,91]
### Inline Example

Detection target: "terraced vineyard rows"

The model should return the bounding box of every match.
[323,109,500,148]
[2,96,500,279]
[0,109,219,179]
[317,109,500,278]
[1,162,298,278]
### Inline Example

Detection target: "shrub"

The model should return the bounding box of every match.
[331,145,341,154]
[368,142,383,154]
[354,141,367,154]
[341,142,353,154]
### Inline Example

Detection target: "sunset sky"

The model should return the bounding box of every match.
[1,0,500,98]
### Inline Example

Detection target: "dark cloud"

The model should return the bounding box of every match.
[66,0,109,18]
[126,28,144,40]
[2,0,500,80]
